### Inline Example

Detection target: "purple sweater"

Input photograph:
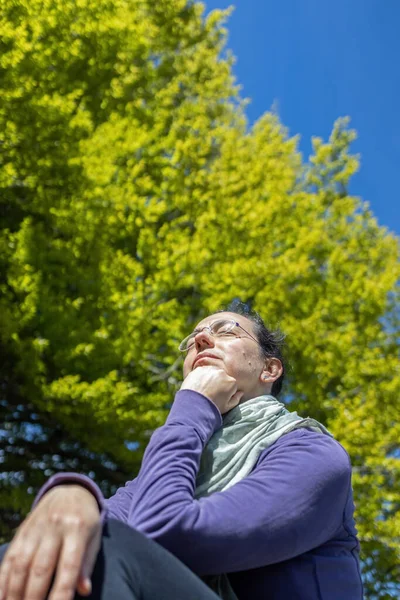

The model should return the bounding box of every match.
[38,390,364,599]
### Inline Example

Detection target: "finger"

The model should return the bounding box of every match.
[76,524,102,597]
[76,576,91,597]
[230,390,244,405]
[3,537,39,600]
[0,547,13,600]
[23,533,61,600]
[48,534,88,600]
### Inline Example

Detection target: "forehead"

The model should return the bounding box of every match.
[195,312,256,334]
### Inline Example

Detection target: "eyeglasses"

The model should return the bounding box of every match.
[178,318,260,352]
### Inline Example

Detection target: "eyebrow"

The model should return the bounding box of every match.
[192,320,217,333]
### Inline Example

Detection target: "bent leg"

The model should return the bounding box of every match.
[89,519,219,600]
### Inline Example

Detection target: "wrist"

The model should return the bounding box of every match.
[33,473,106,518]
[47,484,101,512]
[168,389,222,442]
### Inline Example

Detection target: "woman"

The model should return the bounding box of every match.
[0,305,364,599]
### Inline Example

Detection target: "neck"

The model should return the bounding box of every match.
[241,385,273,403]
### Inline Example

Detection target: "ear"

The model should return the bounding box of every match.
[260,358,283,384]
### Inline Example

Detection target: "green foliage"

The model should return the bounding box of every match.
[0,1,399,596]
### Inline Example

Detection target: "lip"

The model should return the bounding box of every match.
[193,353,220,368]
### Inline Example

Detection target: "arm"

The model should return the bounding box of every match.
[126,390,352,575]
[33,365,235,522]
[105,478,138,521]
[33,472,137,524]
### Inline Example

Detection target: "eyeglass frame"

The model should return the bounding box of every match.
[178,318,261,352]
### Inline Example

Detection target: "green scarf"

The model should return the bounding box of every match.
[195,394,333,599]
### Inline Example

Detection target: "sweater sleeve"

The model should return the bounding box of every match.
[126,390,352,575]
[32,471,139,524]
[33,473,107,520]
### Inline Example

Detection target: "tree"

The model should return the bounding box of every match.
[0,0,399,596]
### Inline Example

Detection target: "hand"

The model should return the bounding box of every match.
[180,365,243,414]
[0,485,101,600]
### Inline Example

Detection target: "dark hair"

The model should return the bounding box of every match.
[213,301,286,397]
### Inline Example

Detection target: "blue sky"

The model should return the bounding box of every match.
[204,0,400,236]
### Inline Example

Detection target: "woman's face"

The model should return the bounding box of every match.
[182,312,282,401]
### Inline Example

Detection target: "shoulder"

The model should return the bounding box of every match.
[256,428,352,480]
[248,428,353,533]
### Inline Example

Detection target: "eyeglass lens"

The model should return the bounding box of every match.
[183,319,234,349]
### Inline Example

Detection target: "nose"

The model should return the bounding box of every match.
[194,328,215,351]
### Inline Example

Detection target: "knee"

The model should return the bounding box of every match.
[102,519,153,563]
[104,519,146,549]
[102,519,171,570]
[90,521,143,597]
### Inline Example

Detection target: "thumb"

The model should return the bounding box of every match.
[77,524,102,596]
[229,389,244,408]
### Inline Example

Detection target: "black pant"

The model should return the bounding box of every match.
[0,519,220,599]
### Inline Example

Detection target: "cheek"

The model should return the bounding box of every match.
[227,348,260,378]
